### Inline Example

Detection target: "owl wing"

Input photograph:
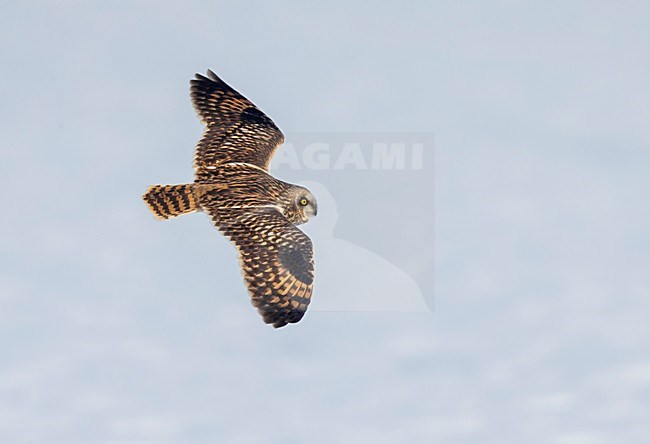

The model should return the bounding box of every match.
[190,70,285,178]
[207,205,314,328]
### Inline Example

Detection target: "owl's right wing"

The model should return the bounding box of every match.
[206,205,314,328]
[190,70,285,179]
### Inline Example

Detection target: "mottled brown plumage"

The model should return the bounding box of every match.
[143,70,317,328]
[190,70,285,177]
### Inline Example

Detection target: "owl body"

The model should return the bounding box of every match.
[194,162,313,226]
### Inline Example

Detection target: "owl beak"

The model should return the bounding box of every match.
[304,202,317,220]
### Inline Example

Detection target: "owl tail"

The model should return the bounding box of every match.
[143,184,198,220]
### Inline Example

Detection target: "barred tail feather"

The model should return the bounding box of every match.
[143,184,198,219]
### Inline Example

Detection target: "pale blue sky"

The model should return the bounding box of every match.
[1,1,649,443]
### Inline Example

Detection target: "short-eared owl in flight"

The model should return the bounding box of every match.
[143,70,317,328]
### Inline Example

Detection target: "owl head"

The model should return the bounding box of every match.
[285,186,318,225]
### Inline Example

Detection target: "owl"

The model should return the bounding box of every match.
[143,70,317,328]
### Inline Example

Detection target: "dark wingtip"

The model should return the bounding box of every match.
[267,310,306,328]
[258,307,303,329]
[193,69,214,80]
[206,69,220,81]
[192,70,224,86]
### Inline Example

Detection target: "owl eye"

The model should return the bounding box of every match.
[299,198,309,206]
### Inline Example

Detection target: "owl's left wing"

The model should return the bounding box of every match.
[207,205,314,328]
